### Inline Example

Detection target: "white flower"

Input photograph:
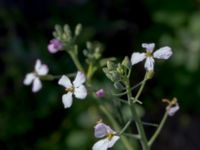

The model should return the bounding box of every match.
[92,122,120,150]
[58,71,87,108]
[23,59,49,92]
[131,43,172,71]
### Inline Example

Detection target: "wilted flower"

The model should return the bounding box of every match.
[92,121,120,150]
[163,97,179,116]
[23,59,49,92]
[131,43,172,71]
[96,89,105,97]
[48,39,63,53]
[58,71,87,108]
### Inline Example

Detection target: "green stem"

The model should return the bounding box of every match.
[126,72,150,150]
[68,51,84,72]
[123,133,141,139]
[148,112,168,147]
[134,73,148,103]
[87,63,94,80]
[100,105,135,150]
[119,119,132,135]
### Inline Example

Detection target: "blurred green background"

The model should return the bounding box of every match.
[1,0,200,149]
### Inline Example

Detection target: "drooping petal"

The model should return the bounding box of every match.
[92,138,109,150]
[108,136,120,148]
[153,46,172,59]
[37,64,49,76]
[35,59,42,73]
[142,43,155,52]
[94,123,108,138]
[73,71,86,88]
[131,52,146,65]
[62,92,73,108]
[58,75,72,88]
[144,57,155,71]
[32,78,42,92]
[74,85,87,99]
[166,103,180,116]
[23,73,36,85]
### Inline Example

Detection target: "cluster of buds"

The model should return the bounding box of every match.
[83,41,104,65]
[103,57,131,90]
[48,24,82,54]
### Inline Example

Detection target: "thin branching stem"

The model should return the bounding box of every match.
[148,112,168,147]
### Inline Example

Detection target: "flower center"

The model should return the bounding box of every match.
[146,52,152,57]
[65,86,74,93]
[107,133,114,140]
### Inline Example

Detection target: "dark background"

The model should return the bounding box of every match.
[1,0,200,149]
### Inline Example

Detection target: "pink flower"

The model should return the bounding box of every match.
[47,39,63,54]
[96,89,105,97]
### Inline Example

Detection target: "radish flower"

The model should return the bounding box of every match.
[131,43,172,71]
[92,122,120,150]
[58,71,87,108]
[23,59,49,92]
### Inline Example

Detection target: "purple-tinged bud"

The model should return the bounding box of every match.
[48,39,63,54]
[96,89,105,97]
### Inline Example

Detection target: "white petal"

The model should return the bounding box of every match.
[92,139,109,150]
[32,78,42,92]
[108,136,120,148]
[35,59,42,72]
[153,46,172,59]
[62,92,73,108]
[74,85,87,99]
[37,64,49,76]
[144,57,155,71]
[142,43,155,52]
[131,52,146,65]
[58,75,72,88]
[73,71,86,88]
[23,73,36,85]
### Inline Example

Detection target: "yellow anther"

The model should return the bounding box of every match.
[146,52,152,57]
[107,133,114,140]
[65,87,74,92]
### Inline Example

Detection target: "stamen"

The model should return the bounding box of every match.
[107,133,114,140]
[65,87,74,92]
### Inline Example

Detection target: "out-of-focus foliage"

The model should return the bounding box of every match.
[0,0,200,149]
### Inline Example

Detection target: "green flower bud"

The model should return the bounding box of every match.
[86,41,92,50]
[122,56,131,69]
[55,25,62,37]
[75,23,82,36]
[107,61,115,70]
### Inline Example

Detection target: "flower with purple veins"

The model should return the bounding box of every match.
[58,71,87,108]
[23,59,49,92]
[48,39,63,54]
[92,121,120,150]
[131,43,173,71]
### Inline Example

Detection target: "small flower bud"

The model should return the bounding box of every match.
[75,23,82,36]
[122,56,131,69]
[48,39,63,54]
[96,89,105,97]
